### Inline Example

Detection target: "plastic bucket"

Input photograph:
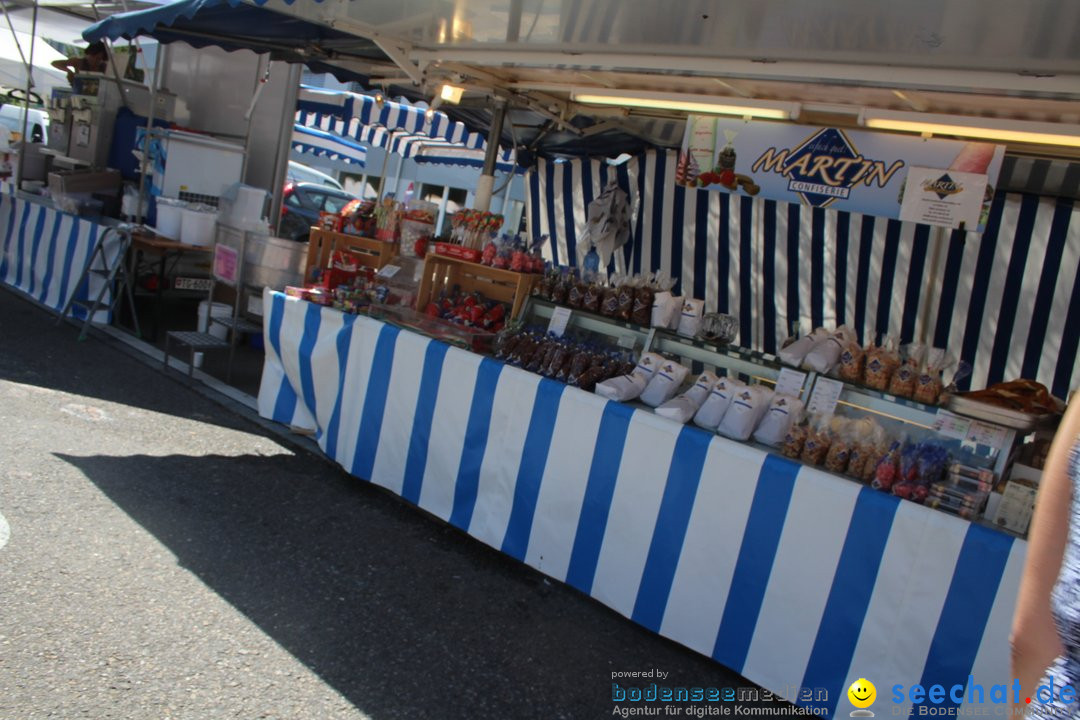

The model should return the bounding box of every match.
[181,207,217,247]
[155,203,184,240]
[193,301,231,368]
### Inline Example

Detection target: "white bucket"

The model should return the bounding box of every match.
[193,301,231,368]
[181,207,217,247]
[155,202,184,240]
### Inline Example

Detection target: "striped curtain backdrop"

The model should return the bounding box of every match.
[526,151,1080,397]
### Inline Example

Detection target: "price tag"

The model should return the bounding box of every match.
[774,368,807,398]
[966,420,1009,450]
[807,377,844,416]
[933,411,972,440]
[547,306,572,337]
[377,264,401,278]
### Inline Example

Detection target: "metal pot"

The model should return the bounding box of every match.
[243,232,305,289]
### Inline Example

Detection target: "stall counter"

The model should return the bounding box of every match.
[258,289,1023,719]
[0,186,116,322]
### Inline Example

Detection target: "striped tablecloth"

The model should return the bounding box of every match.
[259,289,1023,718]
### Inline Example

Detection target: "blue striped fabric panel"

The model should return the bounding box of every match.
[0,194,110,321]
[258,293,1021,716]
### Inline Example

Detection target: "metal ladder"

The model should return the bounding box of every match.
[57,226,141,341]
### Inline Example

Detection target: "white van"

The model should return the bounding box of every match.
[286,160,344,191]
[0,103,48,145]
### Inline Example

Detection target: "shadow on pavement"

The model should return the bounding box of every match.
[55,451,794,720]
[1,286,261,435]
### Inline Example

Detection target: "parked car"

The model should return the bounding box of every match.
[286,160,344,191]
[280,181,356,242]
[0,102,48,144]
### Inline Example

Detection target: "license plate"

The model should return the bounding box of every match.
[174,276,212,291]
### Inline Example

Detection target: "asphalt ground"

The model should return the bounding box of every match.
[0,286,806,720]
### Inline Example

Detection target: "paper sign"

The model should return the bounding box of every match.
[933,411,973,441]
[377,264,401,278]
[547,306,572,337]
[807,377,844,416]
[212,243,239,285]
[899,167,989,230]
[774,368,807,398]
[966,420,1009,450]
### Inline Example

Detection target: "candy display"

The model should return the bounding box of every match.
[887,344,924,398]
[452,209,505,250]
[495,326,635,392]
[479,234,545,273]
[423,286,509,333]
[533,269,685,331]
[800,417,833,466]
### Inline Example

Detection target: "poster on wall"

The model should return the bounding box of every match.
[898,167,989,230]
[678,117,1005,232]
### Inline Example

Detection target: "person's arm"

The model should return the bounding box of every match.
[1012,397,1080,713]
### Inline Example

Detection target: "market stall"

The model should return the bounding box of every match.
[6,1,1076,717]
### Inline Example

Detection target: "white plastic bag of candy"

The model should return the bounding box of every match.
[640,359,692,407]
[803,325,858,374]
[752,394,805,447]
[594,351,665,402]
[650,273,681,329]
[694,376,744,430]
[717,384,774,441]
[779,327,828,367]
[656,371,718,424]
[676,298,706,337]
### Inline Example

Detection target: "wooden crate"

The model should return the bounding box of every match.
[305,228,397,280]
[415,254,539,320]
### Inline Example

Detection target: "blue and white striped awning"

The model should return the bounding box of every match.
[296,86,521,174]
[296,86,487,151]
[291,124,367,167]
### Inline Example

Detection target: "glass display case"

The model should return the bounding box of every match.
[519,296,1051,537]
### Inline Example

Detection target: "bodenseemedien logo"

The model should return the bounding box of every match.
[848,678,876,717]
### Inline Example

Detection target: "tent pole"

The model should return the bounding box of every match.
[375,145,391,200]
[269,63,302,235]
[135,40,163,225]
[389,152,405,199]
[474,99,506,212]
[436,183,450,236]
[15,0,35,188]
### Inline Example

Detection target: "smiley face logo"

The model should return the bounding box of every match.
[848,678,876,716]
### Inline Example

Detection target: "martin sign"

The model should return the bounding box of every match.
[679,117,1004,232]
